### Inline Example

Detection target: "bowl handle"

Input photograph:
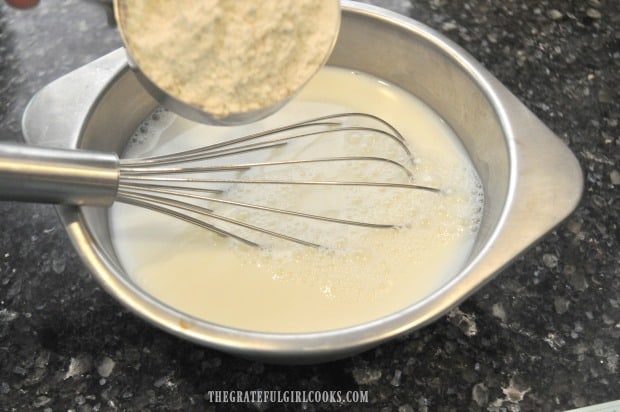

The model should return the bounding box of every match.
[472,76,583,287]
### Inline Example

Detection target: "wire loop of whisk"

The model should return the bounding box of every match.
[116,113,440,247]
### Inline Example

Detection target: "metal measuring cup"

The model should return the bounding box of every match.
[113,0,341,126]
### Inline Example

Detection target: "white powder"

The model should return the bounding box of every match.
[116,0,341,118]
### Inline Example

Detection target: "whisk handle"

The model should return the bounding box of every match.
[0,143,119,206]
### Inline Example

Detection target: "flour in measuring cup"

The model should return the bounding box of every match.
[116,0,341,118]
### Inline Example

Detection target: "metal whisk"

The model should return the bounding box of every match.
[0,113,439,247]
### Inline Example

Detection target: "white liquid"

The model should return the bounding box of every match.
[109,68,483,333]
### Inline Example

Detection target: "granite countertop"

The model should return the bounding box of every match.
[0,1,618,411]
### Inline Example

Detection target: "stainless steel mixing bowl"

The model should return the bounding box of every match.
[21,2,582,363]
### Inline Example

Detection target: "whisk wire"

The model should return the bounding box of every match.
[118,190,323,248]
[116,113,439,247]
[120,113,411,167]
[121,156,417,179]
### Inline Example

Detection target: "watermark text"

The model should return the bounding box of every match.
[206,390,368,404]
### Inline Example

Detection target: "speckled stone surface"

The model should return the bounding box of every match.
[0,1,618,411]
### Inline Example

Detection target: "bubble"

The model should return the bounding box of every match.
[123,108,176,157]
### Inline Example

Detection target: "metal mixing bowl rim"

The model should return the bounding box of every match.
[21,1,582,362]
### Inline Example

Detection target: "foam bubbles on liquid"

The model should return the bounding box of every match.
[124,107,176,157]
